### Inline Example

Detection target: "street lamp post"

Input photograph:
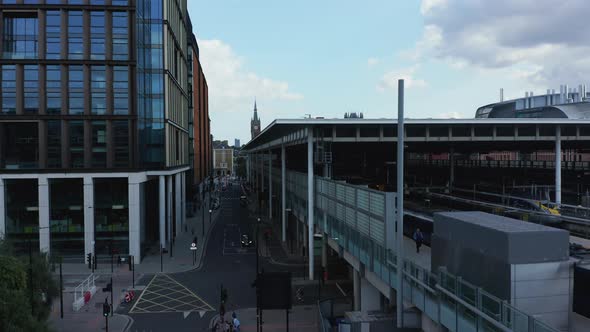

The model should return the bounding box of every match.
[209,209,212,226]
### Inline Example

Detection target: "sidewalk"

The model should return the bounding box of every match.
[59,191,221,276]
[48,192,223,332]
[210,305,319,332]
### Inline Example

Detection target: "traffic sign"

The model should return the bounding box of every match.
[190,243,197,251]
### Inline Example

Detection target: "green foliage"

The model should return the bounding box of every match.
[0,239,57,331]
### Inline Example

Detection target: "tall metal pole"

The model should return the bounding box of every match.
[269,150,272,220]
[281,145,286,242]
[556,126,562,205]
[60,258,63,319]
[396,79,405,328]
[307,127,315,280]
[29,239,34,316]
[110,277,113,317]
[202,190,205,237]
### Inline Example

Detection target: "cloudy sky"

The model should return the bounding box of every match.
[187,0,588,144]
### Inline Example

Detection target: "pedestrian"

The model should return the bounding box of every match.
[232,312,240,332]
[413,228,424,253]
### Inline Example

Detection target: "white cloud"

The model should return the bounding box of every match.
[377,66,427,92]
[436,111,463,119]
[198,39,303,142]
[200,39,303,102]
[414,0,590,86]
[367,57,380,67]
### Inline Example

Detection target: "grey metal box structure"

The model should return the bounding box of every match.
[431,211,569,299]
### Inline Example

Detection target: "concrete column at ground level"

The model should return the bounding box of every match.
[83,177,95,259]
[449,147,455,188]
[321,234,327,268]
[307,128,315,280]
[261,153,265,192]
[281,145,286,242]
[181,172,186,228]
[175,173,182,234]
[353,268,361,311]
[269,151,272,220]
[128,179,141,262]
[247,156,251,182]
[0,179,4,239]
[38,177,50,254]
[159,176,166,249]
[556,126,562,205]
[360,277,381,312]
[167,175,173,245]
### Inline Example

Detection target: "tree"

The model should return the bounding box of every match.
[0,239,57,331]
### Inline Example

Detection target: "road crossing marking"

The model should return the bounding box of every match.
[129,273,214,314]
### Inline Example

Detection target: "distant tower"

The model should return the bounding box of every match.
[251,100,261,140]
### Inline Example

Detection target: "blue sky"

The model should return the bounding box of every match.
[187,0,589,143]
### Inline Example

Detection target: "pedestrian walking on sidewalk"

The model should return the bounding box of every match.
[232,312,240,332]
[413,228,424,253]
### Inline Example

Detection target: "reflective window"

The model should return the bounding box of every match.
[90,0,105,4]
[91,66,106,115]
[68,65,84,115]
[4,179,39,254]
[69,120,84,168]
[46,65,61,114]
[46,11,61,59]
[68,11,83,59]
[49,179,84,256]
[2,14,38,59]
[112,12,128,60]
[90,12,105,60]
[1,65,16,114]
[113,66,129,114]
[91,120,107,167]
[94,178,129,255]
[113,120,129,167]
[47,120,61,168]
[112,0,128,5]
[24,65,39,114]
[2,122,38,169]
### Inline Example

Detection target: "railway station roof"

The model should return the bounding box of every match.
[242,118,590,152]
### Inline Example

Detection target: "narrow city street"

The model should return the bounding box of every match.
[124,183,319,332]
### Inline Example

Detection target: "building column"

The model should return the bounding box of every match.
[353,268,361,311]
[38,177,50,254]
[556,126,562,205]
[449,147,455,189]
[321,234,328,269]
[83,177,95,260]
[0,178,4,239]
[281,145,286,242]
[247,156,251,182]
[128,176,141,262]
[269,150,272,220]
[159,176,166,249]
[175,173,182,234]
[167,175,173,245]
[307,127,315,280]
[361,277,381,312]
[261,152,265,192]
[181,172,186,228]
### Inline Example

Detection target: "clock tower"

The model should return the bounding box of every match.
[251,100,261,140]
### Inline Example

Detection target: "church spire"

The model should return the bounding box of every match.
[253,99,258,121]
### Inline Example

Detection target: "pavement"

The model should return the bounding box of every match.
[47,190,223,332]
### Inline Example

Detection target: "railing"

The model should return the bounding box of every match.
[407,159,590,170]
[317,297,354,332]
[282,169,561,332]
[72,274,98,311]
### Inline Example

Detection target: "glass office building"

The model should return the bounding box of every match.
[0,0,207,263]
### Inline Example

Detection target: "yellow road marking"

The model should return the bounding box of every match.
[129,274,157,313]
[130,273,215,313]
[162,274,215,311]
